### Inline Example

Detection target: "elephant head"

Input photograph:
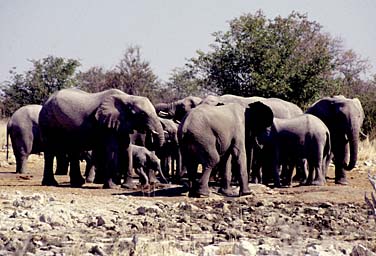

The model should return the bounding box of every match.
[95,94,165,147]
[246,101,274,137]
[338,98,364,170]
[306,96,364,173]
[155,96,202,121]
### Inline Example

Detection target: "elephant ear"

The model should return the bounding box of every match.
[247,101,274,135]
[95,95,130,131]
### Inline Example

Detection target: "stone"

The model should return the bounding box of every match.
[200,244,219,256]
[351,244,376,256]
[234,239,257,256]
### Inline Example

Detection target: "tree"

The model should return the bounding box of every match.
[1,56,80,116]
[189,11,368,108]
[77,46,161,102]
[161,67,208,102]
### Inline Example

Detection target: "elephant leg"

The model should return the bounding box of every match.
[69,153,85,188]
[42,152,58,186]
[121,146,137,189]
[311,151,326,186]
[333,143,348,185]
[55,154,69,175]
[218,156,235,196]
[137,167,149,185]
[229,145,251,196]
[196,165,214,197]
[15,153,28,174]
[85,165,96,183]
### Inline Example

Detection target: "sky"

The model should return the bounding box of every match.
[0,0,375,83]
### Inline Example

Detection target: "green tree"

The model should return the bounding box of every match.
[1,56,80,116]
[161,67,207,102]
[77,46,161,102]
[189,11,351,107]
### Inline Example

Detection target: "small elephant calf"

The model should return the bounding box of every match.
[85,145,167,186]
[130,144,167,186]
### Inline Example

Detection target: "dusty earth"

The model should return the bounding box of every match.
[1,149,376,255]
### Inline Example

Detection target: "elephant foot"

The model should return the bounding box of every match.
[103,179,119,189]
[42,177,59,186]
[239,189,252,197]
[121,177,137,189]
[85,176,94,183]
[70,177,85,188]
[218,187,235,197]
[311,179,325,186]
[16,170,30,174]
[188,191,209,198]
[189,187,210,198]
[335,178,348,185]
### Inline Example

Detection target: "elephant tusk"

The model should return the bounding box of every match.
[151,130,159,135]
[360,131,368,140]
[158,111,169,117]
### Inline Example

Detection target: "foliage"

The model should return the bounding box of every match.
[160,67,208,102]
[188,11,371,109]
[1,56,80,116]
[77,46,161,103]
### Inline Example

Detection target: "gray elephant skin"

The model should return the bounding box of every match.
[39,88,165,188]
[178,102,274,197]
[155,96,202,121]
[200,94,303,182]
[85,144,166,186]
[7,105,68,175]
[305,95,364,185]
[257,114,331,187]
[7,105,43,174]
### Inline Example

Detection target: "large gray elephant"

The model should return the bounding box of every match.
[200,94,303,182]
[305,95,364,185]
[154,96,202,121]
[39,88,165,188]
[257,114,331,187]
[6,105,68,174]
[178,102,274,197]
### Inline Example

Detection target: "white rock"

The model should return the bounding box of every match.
[351,244,376,256]
[234,239,257,256]
[200,245,219,256]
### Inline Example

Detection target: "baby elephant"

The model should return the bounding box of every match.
[257,114,331,187]
[130,144,167,186]
[85,145,167,186]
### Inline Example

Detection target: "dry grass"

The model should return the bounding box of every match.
[0,118,8,149]
[359,138,376,162]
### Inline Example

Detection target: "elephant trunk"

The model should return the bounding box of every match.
[148,118,165,148]
[345,127,359,171]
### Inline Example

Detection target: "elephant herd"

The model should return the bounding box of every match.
[6,88,365,197]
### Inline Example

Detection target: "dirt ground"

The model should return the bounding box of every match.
[0,150,374,204]
[1,149,376,255]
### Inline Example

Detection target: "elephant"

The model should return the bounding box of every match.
[199,94,303,183]
[129,144,167,185]
[178,101,274,197]
[6,104,68,174]
[305,95,365,185]
[38,88,165,188]
[156,117,180,181]
[200,94,303,119]
[154,96,202,121]
[256,114,331,187]
[85,145,167,186]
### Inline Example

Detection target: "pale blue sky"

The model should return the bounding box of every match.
[0,0,375,83]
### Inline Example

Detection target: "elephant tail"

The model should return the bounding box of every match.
[6,122,10,161]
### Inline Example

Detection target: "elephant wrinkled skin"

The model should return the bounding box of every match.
[178,102,274,197]
[39,88,165,188]
[306,95,364,185]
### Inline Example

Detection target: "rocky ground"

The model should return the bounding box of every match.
[1,151,376,255]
